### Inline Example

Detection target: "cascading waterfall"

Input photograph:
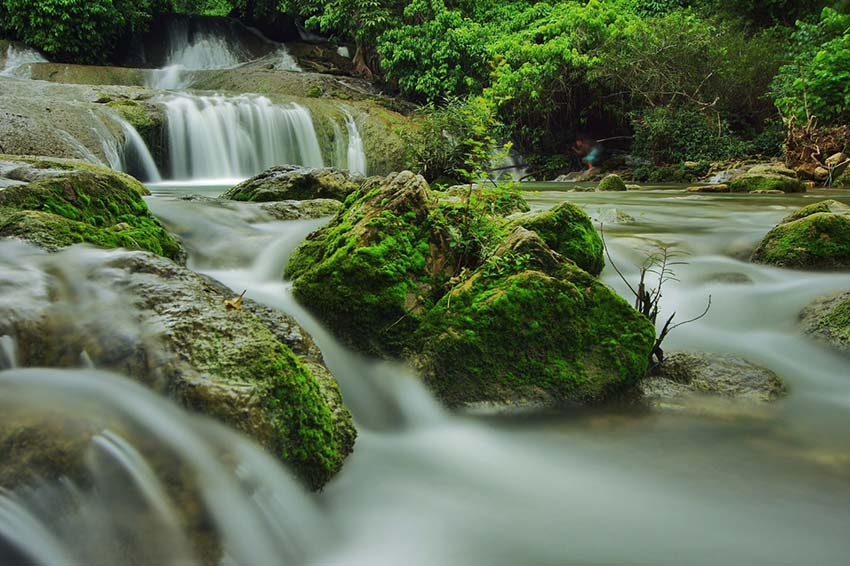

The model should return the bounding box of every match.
[0,45,47,78]
[343,109,368,175]
[147,20,245,89]
[161,94,324,182]
[115,119,162,183]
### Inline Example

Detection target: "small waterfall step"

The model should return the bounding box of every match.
[160,93,324,182]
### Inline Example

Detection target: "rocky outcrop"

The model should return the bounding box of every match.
[800,291,850,353]
[286,170,656,408]
[687,184,730,193]
[0,243,355,489]
[221,165,367,202]
[640,351,786,409]
[751,200,850,269]
[0,156,183,260]
[728,164,807,193]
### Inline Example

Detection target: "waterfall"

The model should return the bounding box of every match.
[161,94,324,182]
[343,109,368,176]
[0,45,47,78]
[332,120,347,170]
[115,120,162,183]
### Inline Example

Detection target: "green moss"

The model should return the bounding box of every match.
[729,174,806,193]
[820,298,850,344]
[416,264,656,406]
[751,212,850,269]
[253,345,343,489]
[305,85,323,98]
[782,199,850,223]
[598,174,627,191]
[511,202,604,276]
[0,168,181,260]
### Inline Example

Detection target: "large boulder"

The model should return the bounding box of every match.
[0,156,183,261]
[751,200,850,269]
[0,243,355,489]
[800,291,850,353]
[728,164,807,193]
[286,171,656,407]
[220,165,367,202]
[415,227,655,407]
[597,174,627,192]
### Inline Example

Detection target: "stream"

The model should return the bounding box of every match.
[12,182,844,566]
[2,15,850,564]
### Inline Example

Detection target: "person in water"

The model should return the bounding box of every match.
[572,137,603,171]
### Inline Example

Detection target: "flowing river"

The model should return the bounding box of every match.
[5,180,849,565]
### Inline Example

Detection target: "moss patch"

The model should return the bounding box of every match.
[510,202,604,276]
[0,166,181,260]
[729,174,806,193]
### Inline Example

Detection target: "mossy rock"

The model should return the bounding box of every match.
[800,291,850,353]
[729,166,806,194]
[287,172,656,408]
[287,171,452,356]
[510,202,604,276]
[221,165,366,203]
[415,228,656,407]
[0,158,182,260]
[751,201,850,269]
[597,174,627,191]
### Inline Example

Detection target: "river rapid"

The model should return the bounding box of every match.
[3,182,850,565]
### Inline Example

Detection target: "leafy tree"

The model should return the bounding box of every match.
[772,8,850,125]
[0,0,166,62]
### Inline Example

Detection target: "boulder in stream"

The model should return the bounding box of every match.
[286,170,656,408]
[800,290,850,354]
[0,244,355,489]
[751,200,850,269]
[728,164,807,193]
[0,156,184,261]
[220,165,368,202]
[640,351,786,409]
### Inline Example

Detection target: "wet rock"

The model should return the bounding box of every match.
[728,163,806,194]
[597,174,627,191]
[221,165,368,203]
[800,291,850,354]
[640,351,786,409]
[687,184,730,193]
[287,171,655,408]
[0,245,355,489]
[749,189,785,194]
[259,198,343,220]
[0,156,184,261]
[752,200,850,269]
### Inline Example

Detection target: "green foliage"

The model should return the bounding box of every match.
[631,106,748,164]
[378,1,490,103]
[401,97,501,183]
[772,8,850,125]
[0,0,165,63]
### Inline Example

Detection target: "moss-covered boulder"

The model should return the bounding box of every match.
[0,245,355,489]
[800,291,850,353]
[0,156,183,260]
[597,174,627,192]
[221,165,367,202]
[751,200,850,269]
[287,171,453,356]
[287,171,656,408]
[729,164,807,193]
[415,227,655,407]
[438,185,530,216]
[510,202,604,276]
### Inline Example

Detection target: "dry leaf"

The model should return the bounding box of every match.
[224,290,247,311]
